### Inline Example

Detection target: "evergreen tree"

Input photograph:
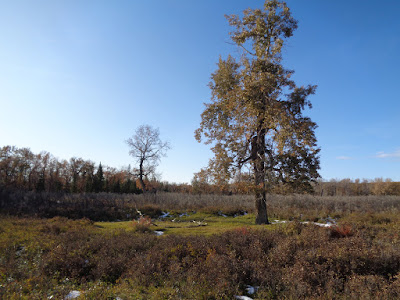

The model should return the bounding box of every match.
[113,179,121,193]
[93,163,104,193]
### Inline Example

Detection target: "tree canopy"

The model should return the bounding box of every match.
[195,0,320,224]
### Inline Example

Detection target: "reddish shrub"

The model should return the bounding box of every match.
[330,224,354,238]
[132,216,153,233]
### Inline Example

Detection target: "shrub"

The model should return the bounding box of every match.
[330,224,354,238]
[132,216,153,233]
[138,204,162,218]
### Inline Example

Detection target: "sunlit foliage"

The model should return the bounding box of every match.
[196,0,320,223]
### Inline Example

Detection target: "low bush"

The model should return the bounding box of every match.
[132,216,153,233]
[138,204,162,218]
[2,215,400,299]
[330,224,354,238]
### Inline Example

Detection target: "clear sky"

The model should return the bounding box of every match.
[1,0,399,183]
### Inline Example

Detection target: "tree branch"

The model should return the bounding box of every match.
[239,155,253,165]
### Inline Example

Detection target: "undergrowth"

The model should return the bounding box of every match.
[1,190,400,298]
[1,211,400,299]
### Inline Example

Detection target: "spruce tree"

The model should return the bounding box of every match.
[94,163,104,193]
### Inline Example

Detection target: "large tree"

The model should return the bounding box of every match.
[126,125,170,192]
[195,0,320,224]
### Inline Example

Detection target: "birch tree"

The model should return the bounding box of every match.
[126,125,170,192]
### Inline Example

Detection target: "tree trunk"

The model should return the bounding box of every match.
[138,177,145,192]
[139,159,146,192]
[252,130,269,225]
[255,190,268,224]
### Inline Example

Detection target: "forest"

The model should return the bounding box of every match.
[2,145,400,197]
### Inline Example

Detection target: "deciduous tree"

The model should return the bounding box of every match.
[195,0,320,224]
[126,125,170,192]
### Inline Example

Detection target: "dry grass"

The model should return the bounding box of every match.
[2,188,400,222]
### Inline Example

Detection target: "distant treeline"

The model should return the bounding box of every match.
[0,145,141,193]
[0,146,193,194]
[314,178,400,196]
[192,178,400,196]
[1,145,400,196]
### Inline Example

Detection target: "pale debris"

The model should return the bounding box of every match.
[136,209,143,217]
[65,290,81,299]
[246,285,259,295]
[271,219,336,228]
[304,221,334,228]
[235,296,253,300]
[271,219,288,224]
[192,220,208,226]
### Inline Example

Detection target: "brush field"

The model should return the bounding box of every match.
[1,192,400,299]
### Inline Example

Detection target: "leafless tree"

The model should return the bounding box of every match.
[125,125,170,192]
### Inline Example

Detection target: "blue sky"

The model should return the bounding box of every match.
[1,0,399,183]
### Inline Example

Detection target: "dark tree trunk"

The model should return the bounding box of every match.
[253,127,269,225]
[255,190,268,224]
[139,159,146,192]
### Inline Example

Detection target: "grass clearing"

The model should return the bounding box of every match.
[94,212,262,236]
[153,213,257,236]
